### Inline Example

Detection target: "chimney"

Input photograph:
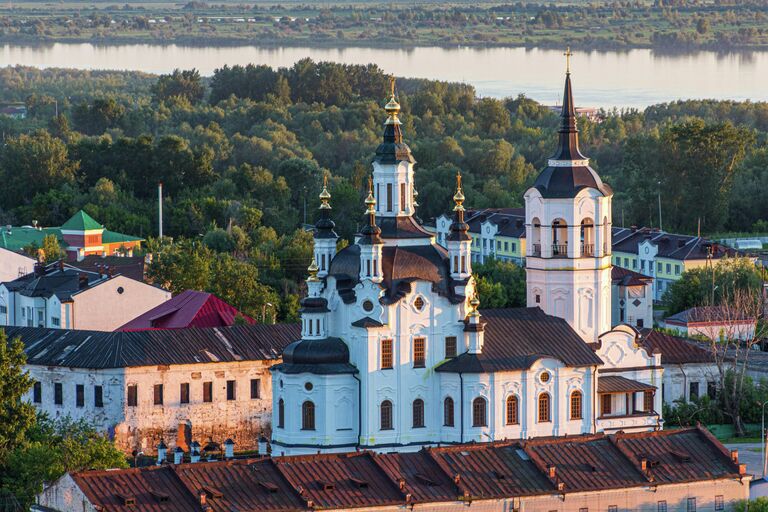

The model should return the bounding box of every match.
[630,225,637,232]
[156,440,167,465]
[731,450,739,464]
[640,458,648,471]
[78,273,89,289]
[173,447,184,465]
[58,260,64,272]
[198,489,207,507]
[258,434,268,456]
[548,465,556,479]
[34,262,45,276]
[224,439,235,459]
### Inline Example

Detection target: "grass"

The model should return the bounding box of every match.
[705,423,762,444]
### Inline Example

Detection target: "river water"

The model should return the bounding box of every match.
[2,43,767,108]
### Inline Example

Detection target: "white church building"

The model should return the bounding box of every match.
[271,72,664,456]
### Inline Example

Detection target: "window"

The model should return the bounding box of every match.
[579,508,588,512]
[0,305,5,314]
[689,382,699,401]
[94,385,103,408]
[153,384,163,405]
[400,183,406,212]
[504,241,509,251]
[657,501,667,512]
[643,391,653,412]
[445,336,457,358]
[637,318,644,328]
[538,393,551,423]
[624,258,629,267]
[570,391,582,420]
[715,495,724,511]
[381,339,393,369]
[506,395,519,425]
[413,338,426,368]
[657,262,662,272]
[251,379,261,399]
[203,381,213,403]
[687,498,696,512]
[380,400,393,430]
[51,317,60,326]
[707,381,717,399]
[414,296,425,311]
[180,383,190,404]
[412,399,425,428]
[675,264,681,275]
[512,242,516,252]
[472,397,487,427]
[127,385,137,407]
[302,401,315,430]
[608,507,617,512]
[601,394,612,415]
[33,381,41,403]
[76,384,84,408]
[632,259,637,269]
[386,183,393,212]
[226,380,236,401]
[444,397,454,427]
[666,263,671,274]
[496,240,501,250]
[277,398,285,428]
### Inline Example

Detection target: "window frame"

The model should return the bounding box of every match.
[687,498,696,512]
[570,390,582,420]
[380,400,394,430]
[301,401,316,431]
[94,385,103,408]
[445,336,457,359]
[277,398,285,428]
[203,381,213,403]
[506,395,519,425]
[33,381,42,403]
[538,393,551,423]
[413,337,426,368]
[472,397,487,427]
[250,378,261,399]
[601,393,612,415]
[76,384,84,408]
[715,496,724,511]
[153,384,164,406]
[412,398,425,428]
[180,382,190,404]
[657,501,667,512]
[381,339,393,370]
[226,380,236,401]
[443,397,454,427]
[127,384,137,407]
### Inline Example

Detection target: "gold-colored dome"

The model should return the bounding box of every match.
[319,175,331,209]
[365,176,376,214]
[307,258,319,281]
[453,172,465,212]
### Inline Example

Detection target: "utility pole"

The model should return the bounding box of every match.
[158,182,163,239]
[657,180,663,231]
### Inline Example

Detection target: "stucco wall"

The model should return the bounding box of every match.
[0,248,34,283]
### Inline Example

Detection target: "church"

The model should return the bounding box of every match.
[270,65,664,456]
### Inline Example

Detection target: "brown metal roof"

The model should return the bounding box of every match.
[598,376,656,394]
[373,450,459,503]
[611,265,653,286]
[639,329,714,365]
[437,308,603,373]
[273,452,405,509]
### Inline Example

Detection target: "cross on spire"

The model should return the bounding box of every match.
[389,74,396,98]
[564,46,573,74]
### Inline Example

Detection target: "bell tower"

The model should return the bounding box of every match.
[524,50,614,344]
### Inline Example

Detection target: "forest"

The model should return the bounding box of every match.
[1,61,767,320]
[5,1,768,49]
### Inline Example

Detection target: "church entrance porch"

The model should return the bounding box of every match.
[596,376,661,433]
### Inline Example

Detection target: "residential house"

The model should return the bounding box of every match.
[0,210,143,262]
[119,290,255,330]
[37,427,749,512]
[662,306,756,341]
[0,246,35,282]
[0,261,170,331]
[611,266,653,329]
[434,207,526,265]
[9,323,300,454]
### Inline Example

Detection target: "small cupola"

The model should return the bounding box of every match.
[314,176,338,278]
[301,259,329,339]
[447,172,472,280]
[359,177,383,283]
[465,295,485,354]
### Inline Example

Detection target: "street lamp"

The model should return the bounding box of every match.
[761,400,768,478]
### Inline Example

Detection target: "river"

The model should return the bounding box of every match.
[2,43,767,109]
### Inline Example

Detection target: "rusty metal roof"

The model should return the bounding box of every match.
[7,323,300,369]
[65,428,743,511]
[639,329,713,365]
[597,376,656,394]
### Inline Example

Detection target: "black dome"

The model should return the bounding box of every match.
[533,164,612,199]
[282,337,349,366]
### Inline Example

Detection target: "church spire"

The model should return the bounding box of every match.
[551,47,587,162]
[359,176,382,244]
[447,172,470,242]
[313,175,337,278]
[374,76,414,165]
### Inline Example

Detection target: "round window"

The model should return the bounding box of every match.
[540,372,551,383]
[414,297,425,311]
[117,286,124,294]
[305,382,313,391]
[362,300,374,312]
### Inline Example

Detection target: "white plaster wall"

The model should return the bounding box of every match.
[662,363,719,404]
[0,248,34,283]
[72,275,170,331]
[37,474,100,512]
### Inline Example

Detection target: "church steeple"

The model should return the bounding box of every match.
[314,175,338,278]
[551,48,587,162]
[359,177,383,283]
[447,172,472,280]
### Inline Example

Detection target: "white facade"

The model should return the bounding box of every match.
[612,278,653,329]
[0,247,34,283]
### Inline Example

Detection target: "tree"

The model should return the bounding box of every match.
[146,239,212,293]
[72,97,126,135]
[473,259,527,308]
[41,234,63,264]
[152,68,205,104]
[0,331,35,466]
[696,18,710,35]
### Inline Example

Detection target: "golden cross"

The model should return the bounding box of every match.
[323,174,328,188]
[389,75,396,98]
[368,175,373,193]
[456,171,463,191]
[564,46,573,73]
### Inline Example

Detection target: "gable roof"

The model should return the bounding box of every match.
[119,290,255,330]
[464,208,527,238]
[61,210,103,231]
[611,227,737,261]
[3,262,106,301]
[665,306,755,325]
[6,323,300,369]
[436,307,603,373]
[612,265,653,286]
[75,255,146,282]
[639,329,713,365]
[63,428,744,511]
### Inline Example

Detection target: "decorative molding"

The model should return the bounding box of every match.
[547,158,590,167]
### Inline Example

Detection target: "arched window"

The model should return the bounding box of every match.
[472,397,487,427]
[551,219,568,256]
[538,393,551,423]
[580,218,594,256]
[530,217,542,256]
[302,401,315,430]
[443,397,454,427]
[277,398,284,428]
[570,391,583,420]
[603,216,610,255]
[380,400,393,430]
[412,399,425,428]
[506,395,519,425]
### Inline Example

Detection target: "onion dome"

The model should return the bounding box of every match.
[315,176,337,239]
[359,177,382,245]
[447,172,471,242]
[533,49,611,199]
[374,76,415,165]
[276,336,357,375]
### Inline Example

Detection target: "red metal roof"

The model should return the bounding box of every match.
[65,428,744,511]
[639,329,714,365]
[119,290,255,330]
[611,265,653,286]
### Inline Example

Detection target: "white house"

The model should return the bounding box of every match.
[270,72,664,457]
[662,306,757,341]
[0,261,170,331]
[611,266,654,329]
[9,323,299,454]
